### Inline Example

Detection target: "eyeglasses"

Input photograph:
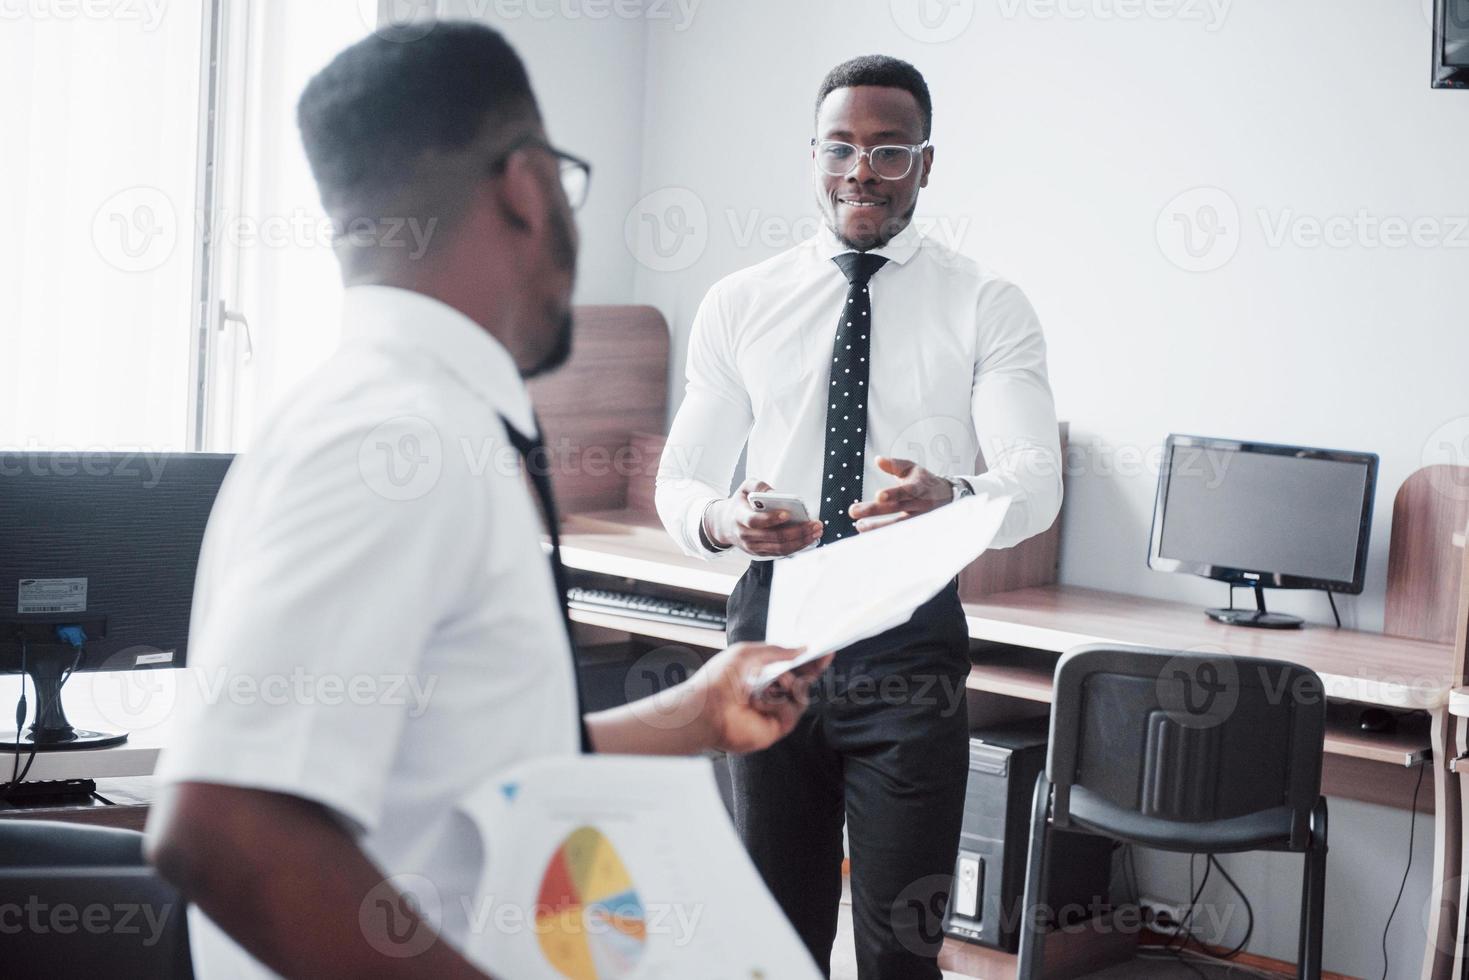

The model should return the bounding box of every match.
[811,138,930,181]
[491,135,593,212]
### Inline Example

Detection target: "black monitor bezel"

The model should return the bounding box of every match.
[1147,434,1378,595]
[1434,0,1469,89]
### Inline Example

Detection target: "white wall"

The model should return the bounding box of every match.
[627,1,1469,975]
[445,0,649,304]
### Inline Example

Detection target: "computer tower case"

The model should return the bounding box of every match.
[943,716,1113,951]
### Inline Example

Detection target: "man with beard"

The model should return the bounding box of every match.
[147,23,828,979]
[656,55,1063,978]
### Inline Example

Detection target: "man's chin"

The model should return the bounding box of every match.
[836,213,904,251]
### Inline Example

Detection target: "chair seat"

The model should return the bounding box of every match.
[1067,785,1301,853]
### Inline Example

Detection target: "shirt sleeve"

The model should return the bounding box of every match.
[155,405,479,834]
[962,281,1064,550]
[656,286,756,559]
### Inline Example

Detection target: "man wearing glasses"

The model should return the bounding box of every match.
[147,24,828,979]
[657,56,1063,978]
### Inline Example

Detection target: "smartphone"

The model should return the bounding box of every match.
[747,492,812,524]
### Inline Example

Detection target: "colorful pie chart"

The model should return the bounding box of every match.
[536,826,648,980]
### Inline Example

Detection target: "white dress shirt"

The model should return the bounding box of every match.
[151,285,581,978]
[656,222,1063,560]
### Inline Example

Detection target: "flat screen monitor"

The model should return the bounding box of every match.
[1148,435,1377,628]
[1434,0,1469,89]
[0,452,233,749]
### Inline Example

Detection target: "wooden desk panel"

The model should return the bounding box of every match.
[964,586,1454,710]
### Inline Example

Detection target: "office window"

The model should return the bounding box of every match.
[0,4,206,452]
[0,2,366,454]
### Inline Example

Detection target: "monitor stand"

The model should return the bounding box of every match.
[1206,583,1303,630]
[0,647,127,751]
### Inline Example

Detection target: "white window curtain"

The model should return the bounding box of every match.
[0,1,372,454]
[0,4,206,452]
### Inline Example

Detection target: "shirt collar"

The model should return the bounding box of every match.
[340,285,538,438]
[814,219,924,267]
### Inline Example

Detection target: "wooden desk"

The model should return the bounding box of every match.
[558,510,1460,980]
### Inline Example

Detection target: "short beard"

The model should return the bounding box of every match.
[834,202,918,251]
[524,198,579,380]
[525,310,573,379]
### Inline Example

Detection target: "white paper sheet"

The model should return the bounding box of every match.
[754,494,1013,690]
[457,755,821,980]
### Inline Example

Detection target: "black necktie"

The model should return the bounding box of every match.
[819,252,888,545]
[502,415,592,753]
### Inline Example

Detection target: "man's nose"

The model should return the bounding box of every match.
[847,153,880,184]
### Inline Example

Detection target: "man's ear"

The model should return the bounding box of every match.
[490,150,552,238]
[919,144,934,189]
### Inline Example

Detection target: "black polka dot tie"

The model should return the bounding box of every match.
[819,252,888,545]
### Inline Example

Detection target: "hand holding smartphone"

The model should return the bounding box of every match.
[746,492,813,525]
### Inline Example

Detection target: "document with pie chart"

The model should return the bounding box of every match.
[458,755,820,980]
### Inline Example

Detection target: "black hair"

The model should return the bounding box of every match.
[815,55,932,139]
[297,21,539,216]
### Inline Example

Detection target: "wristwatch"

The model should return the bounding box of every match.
[946,476,975,502]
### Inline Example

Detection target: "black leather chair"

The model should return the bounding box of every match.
[0,819,193,978]
[1016,644,1329,979]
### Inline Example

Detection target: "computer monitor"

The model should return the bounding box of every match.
[0,452,233,749]
[1148,435,1377,629]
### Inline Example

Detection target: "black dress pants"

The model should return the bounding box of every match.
[725,559,971,979]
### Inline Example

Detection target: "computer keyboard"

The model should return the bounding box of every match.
[566,587,727,630]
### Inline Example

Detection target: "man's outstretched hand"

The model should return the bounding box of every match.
[848,456,955,532]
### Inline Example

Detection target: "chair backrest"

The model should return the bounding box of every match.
[0,819,192,978]
[1384,464,1469,644]
[1047,645,1326,852]
[0,817,145,866]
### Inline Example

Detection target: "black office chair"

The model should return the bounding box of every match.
[1015,644,1329,979]
[0,819,193,978]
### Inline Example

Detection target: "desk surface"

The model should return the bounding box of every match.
[559,511,1457,715]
